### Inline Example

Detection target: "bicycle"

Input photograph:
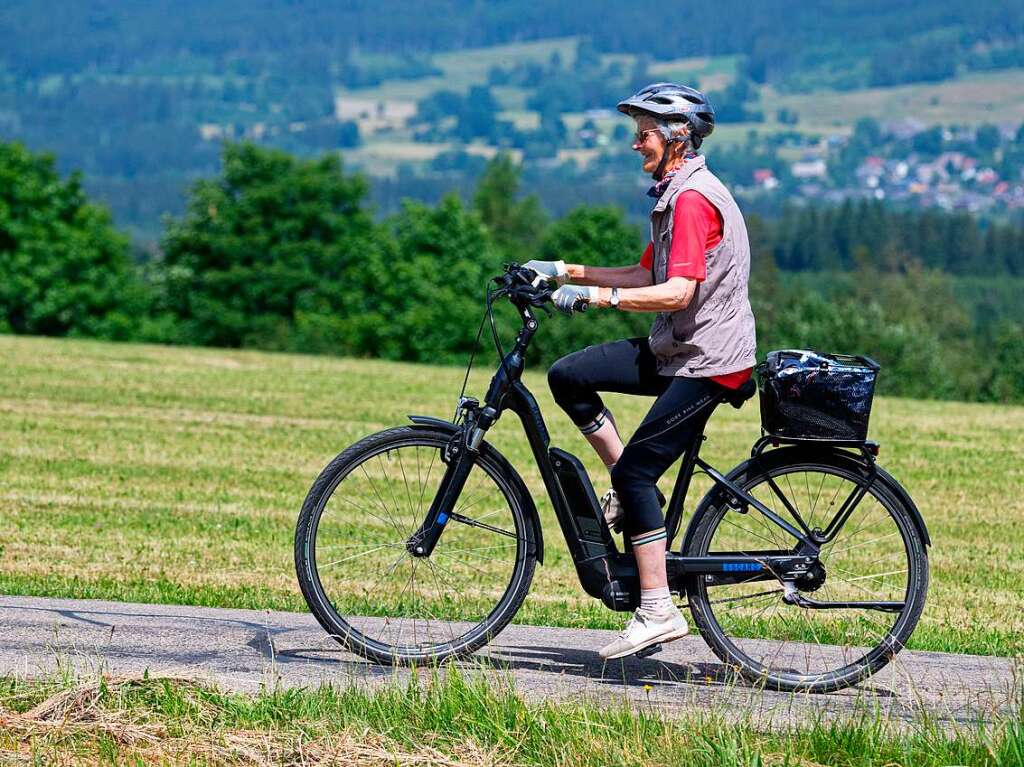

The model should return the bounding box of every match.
[295,263,930,693]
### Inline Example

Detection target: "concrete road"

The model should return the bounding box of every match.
[0,595,1016,729]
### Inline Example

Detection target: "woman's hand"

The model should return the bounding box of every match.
[551,285,599,315]
[522,259,568,285]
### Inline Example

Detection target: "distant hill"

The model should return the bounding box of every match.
[3,1,1022,87]
[1,1,1023,237]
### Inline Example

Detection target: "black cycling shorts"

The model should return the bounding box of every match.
[548,337,724,537]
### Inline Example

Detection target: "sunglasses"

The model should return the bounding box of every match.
[633,128,661,144]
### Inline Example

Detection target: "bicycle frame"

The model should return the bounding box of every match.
[408,290,905,615]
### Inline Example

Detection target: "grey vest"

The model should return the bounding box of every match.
[648,156,757,377]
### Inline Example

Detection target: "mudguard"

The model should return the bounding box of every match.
[407,415,545,564]
[679,445,930,554]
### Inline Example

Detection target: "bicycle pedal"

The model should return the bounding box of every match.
[634,643,663,659]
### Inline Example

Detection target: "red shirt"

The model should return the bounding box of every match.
[640,190,752,390]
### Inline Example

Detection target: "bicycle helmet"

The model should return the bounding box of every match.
[617,82,716,146]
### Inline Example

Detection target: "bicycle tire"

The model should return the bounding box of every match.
[684,447,928,693]
[295,426,537,665]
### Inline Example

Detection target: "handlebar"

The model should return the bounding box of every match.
[493,262,592,313]
[491,263,557,311]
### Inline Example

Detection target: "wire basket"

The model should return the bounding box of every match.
[756,350,880,443]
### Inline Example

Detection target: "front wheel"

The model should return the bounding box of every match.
[295,426,537,665]
[684,447,929,693]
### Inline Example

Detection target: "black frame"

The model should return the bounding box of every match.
[408,276,904,615]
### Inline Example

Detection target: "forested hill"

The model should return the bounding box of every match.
[4,0,1023,87]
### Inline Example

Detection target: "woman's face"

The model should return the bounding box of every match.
[632,115,665,175]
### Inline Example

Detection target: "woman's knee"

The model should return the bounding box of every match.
[547,352,600,424]
[611,458,664,534]
[546,354,575,400]
[610,456,645,496]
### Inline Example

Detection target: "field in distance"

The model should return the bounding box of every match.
[0,335,1021,657]
[335,37,1024,175]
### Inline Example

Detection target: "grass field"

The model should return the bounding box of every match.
[769,69,1024,131]
[1,671,1019,766]
[0,335,1022,657]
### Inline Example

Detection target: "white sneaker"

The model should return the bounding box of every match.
[599,606,689,660]
[600,489,624,532]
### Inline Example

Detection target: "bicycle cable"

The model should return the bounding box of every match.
[453,291,490,425]
[453,275,516,425]
[486,282,513,386]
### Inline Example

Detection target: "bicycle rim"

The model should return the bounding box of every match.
[300,431,532,661]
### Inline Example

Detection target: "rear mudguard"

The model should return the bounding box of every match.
[679,444,930,553]
[407,415,544,564]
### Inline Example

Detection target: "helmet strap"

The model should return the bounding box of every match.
[653,136,684,181]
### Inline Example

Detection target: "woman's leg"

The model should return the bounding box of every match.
[599,376,722,659]
[547,338,667,468]
[612,376,722,575]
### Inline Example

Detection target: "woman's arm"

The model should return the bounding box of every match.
[592,276,697,312]
[564,262,653,288]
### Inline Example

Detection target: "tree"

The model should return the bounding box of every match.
[472,153,548,261]
[156,142,381,351]
[984,321,1024,402]
[975,123,1000,154]
[528,205,648,364]
[0,141,143,338]
[374,195,502,363]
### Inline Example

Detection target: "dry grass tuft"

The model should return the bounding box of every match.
[0,675,509,766]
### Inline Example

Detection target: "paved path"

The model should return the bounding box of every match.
[0,596,1017,729]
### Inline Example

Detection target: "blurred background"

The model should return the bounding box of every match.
[1,0,1022,402]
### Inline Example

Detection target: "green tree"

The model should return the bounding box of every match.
[157,142,381,351]
[472,153,548,262]
[0,141,143,338]
[529,205,648,365]
[975,123,1001,154]
[375,194,502,364]
[983,321,1024,402]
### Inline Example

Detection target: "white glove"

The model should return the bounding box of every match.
[551,285,598,315]
[522,259,568,285]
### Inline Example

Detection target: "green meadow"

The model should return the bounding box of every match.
[0,334,1022,657]
[0,671,1019,766]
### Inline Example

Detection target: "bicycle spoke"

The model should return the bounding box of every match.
[318,543,407,570]
[827,530,900,556]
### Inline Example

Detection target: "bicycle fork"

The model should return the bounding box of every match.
[406,398,495,558]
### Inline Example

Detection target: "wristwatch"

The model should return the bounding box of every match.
[610,287,621,308]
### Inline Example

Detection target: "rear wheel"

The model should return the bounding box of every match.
[684,448,928,693]
[295,426,537,665]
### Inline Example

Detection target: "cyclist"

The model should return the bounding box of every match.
[524,83,757,659]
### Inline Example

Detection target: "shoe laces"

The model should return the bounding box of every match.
[619,610,646,638]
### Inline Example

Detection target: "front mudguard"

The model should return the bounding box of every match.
[679,444,930,554]
[407,415,544,564]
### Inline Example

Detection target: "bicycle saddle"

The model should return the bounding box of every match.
[725,378,757,409]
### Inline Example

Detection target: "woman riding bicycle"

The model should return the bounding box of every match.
[524,83,757,659]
